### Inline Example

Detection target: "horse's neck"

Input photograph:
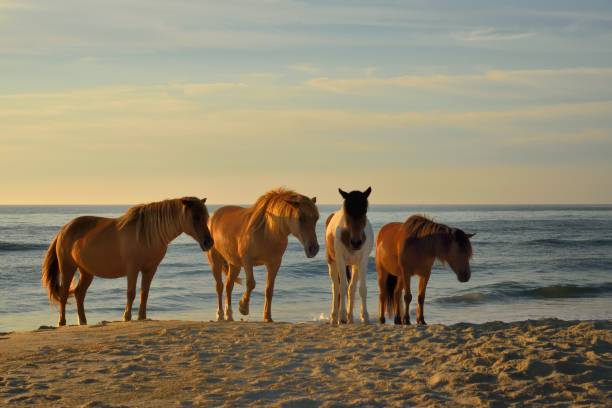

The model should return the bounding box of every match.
[261,213,291,243]
[431,233,449,262]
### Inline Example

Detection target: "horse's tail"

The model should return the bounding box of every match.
[345,266,351,283]
[385,274,398,319]
[41,235,62,304]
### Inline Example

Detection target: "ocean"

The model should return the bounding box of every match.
[1,205,611,332]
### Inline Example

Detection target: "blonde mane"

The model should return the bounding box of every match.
[244,188,318,239]
[117,199,183,247]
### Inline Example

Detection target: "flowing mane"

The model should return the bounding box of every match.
[117,198,183,247]
[244,188,318,238]
[404,215,473,257]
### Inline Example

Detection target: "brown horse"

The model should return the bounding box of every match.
[376,215,474,325]
[41,197,213,326]
[207,188,319,322]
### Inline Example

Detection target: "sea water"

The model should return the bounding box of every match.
[1,205,611,332]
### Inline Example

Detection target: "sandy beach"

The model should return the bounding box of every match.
[1,319,610,407]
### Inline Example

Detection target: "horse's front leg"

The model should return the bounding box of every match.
[123,270,138,322]
[416,274,430,325]
[239,262,255,316]
[347,265,357,323]
[336,259,349,324]
[263,259,281,322]
[358,259,369,323]
[138,267,157,320]
[328,263,340,324]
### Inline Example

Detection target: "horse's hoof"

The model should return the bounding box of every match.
[340,319,348,324]
[58,319,66,327]
[123,314,132,322]
[417,320,427,325]
[238,300,249,316]
[402,316,411,325]
[226,316,234,322]
[264,317,274,323]
[394,316,402,325]
[379,316,386,324]
[361,313,370,324]
[78,320,87,326]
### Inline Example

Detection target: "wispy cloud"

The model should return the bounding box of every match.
[289,64,320,75]
[452,28,537,42]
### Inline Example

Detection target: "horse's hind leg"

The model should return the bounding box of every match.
[138,267,157,320]
[74,272,93,325]
[123,270,138,322]
[376,261,388,324]
[57,254,77,327]
[224,264,241,321]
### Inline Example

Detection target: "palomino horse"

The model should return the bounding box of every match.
[376,215,474,325]
[41,197,213,326]
[207,188,319,322]
[325,187,373,324]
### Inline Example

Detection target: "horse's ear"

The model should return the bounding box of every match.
[338,188,349,199]
[201,198,207,204]
[466,233,476,238]
[311,196,317,203]
[364,186,372,198]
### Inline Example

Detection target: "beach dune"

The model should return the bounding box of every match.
[0,319,610,407]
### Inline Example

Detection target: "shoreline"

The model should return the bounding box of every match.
[1,319,611,407]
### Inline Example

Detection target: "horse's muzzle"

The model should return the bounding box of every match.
[305,243,319,258]
[457,270,471,282]
[201,237,214,252]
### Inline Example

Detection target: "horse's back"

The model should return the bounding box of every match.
[376,222,403,274]
[324,210,342,263]
[58,216,126,276]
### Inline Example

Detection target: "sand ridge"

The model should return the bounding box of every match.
[0,319,610,407]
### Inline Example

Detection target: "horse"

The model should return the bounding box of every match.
[325,187,373,324]
[207,188,319,322]
[376,215,474,325]
[41,197,213,326]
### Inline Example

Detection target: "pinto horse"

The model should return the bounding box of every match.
[376,215,474,325]
[325,187,373,324]
[207,188,319,322]
[41,197,213,326]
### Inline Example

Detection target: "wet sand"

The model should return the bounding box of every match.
[0,319,610,407]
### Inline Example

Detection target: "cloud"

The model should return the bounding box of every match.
[305,68,612,103]
[452,28,537,42]
[289,64,320,75]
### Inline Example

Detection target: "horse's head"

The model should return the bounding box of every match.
[446,228,475,282]
[285,195,320,258]
[339,187,371,250]
[180,197,214,251]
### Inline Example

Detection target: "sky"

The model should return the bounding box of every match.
[1,0,612,204]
